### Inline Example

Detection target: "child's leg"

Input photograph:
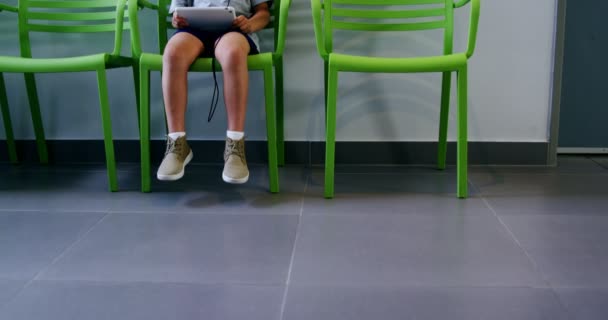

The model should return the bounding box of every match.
[214,32,251,184]
[156,32,204,182]
[162,32,205,133]
[214,32,251,132]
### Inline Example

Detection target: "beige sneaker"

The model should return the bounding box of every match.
[157,135,193,181]
[222,137,249,184]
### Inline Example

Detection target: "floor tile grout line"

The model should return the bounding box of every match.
[0,211,111,313]
[473,170,585,320]
[278,172,308,320]
[5,277,603,290]
[268,283,568,290]
[547,284,577,320]
[104,209,302,215]
[479,196,576,317]
[467,175,480,195]
[27,278,287,287]
[477,193,550,288]
[37,213,111,286]
[469,178,552,284]
[0,208,110,214]
[589,157,608,170]
[34,212,112,281]
[469,171,608,177]
[0,278,600,292]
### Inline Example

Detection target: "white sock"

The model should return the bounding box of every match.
[168,132,186,140]
[227,130,244,140]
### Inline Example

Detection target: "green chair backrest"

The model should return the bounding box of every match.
[17,0,131,57]
[0,3,18,13]
[323,0,456,55]
[155,0,283,54]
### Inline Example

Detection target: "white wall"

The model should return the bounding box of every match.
[0,0,557,142]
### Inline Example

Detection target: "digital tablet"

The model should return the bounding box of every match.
[174,6,236,31]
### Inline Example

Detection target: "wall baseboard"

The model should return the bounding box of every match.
[557,147,608,154]
[0,140,549,165]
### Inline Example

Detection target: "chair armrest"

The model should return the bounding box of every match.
[129,0,160,58]
[454,0,470,9]
[138,0,158,10]
[0,3,18,13]
[456,0,480,58]
[129,0,144,57]
[311,0,328,60]
[275,0,292,56]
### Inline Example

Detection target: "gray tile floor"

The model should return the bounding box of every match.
[1,156,607,320]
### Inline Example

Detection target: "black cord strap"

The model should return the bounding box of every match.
[207,0,233,122]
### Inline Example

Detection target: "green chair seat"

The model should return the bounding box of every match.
[0,54,133,73]
[329,53,468,73]
[138,51,273,72]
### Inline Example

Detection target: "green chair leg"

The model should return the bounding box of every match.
[275,56,285,166]
[323,60,329,109]
[24,73,48,164]
[96,69,118,192]
[139,66,151,193]
[324,66,338,199]
[457,66,468,198]
[264,64,280,193]
[0,73,17,164]
[438,71,451,170]
[132,63,141,129]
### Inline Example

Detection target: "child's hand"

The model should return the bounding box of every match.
[172,13,188,29]
[233,16,253,33]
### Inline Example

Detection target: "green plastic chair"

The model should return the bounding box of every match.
[0,0,142,191]
[311,0,480,198]
[134,0,291,193]
[0,3,19,164]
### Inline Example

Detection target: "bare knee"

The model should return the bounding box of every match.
[163,47,191,71]
[162,34,203,71]
[215,41,248,70]
[217,46,247,67]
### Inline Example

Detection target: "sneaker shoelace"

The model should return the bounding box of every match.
[165,137,183,156]
[225,139,245,161]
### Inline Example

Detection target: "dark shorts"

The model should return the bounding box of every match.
[174,28,259,57]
